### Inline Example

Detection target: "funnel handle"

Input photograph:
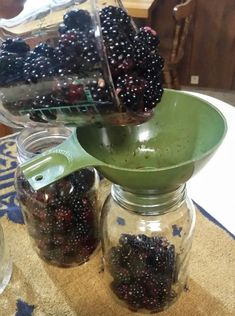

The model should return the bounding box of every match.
[21,130,103,191]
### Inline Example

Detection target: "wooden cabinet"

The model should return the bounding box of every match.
[149,0,235,89]
[180,0,235,89]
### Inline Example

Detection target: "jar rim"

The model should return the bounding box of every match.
[16,127,72,163]
[111,184,187,215]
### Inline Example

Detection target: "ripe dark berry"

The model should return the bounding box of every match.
[1,38,30,55]
[137,27,160,50]
[34,43,56,59]
[63,9,92,32]
[0,52,24,86]
[70,169,95,195]
[17,166,99,267]
[88,81,112,103]
[144,81,163,109]
[116,75,145,111]
[23,55,57,83]
[107,234,176,311]
[99,6,131,28]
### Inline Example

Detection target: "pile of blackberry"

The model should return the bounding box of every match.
[100,7,164,111]
[16,169,99,267]
[0,6,164,122]
[107,234,176,312]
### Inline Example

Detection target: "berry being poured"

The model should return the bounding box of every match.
[0,4,164,125]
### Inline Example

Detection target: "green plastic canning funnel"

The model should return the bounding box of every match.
[21,89,227,191]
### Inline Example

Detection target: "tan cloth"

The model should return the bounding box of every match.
[0,138,234,316]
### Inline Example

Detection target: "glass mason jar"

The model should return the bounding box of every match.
[0,222,12,294]
[15,127,100,267]
[101,184,196,313]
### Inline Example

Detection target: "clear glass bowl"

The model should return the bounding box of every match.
[0,0,164,128]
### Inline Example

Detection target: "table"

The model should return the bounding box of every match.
[0,94,235,316]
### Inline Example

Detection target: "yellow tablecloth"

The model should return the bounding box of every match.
[0,135,234,316]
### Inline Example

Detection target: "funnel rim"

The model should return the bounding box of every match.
[92,90,227,173]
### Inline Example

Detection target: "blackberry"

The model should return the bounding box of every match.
[63,9,92,32]
[137,27,160,50]
[39,222,54,235]
[1,38,30,55]
[57,29,99,74]
[109,57,134,78]
[89,82,112,104]
[99,5,164,112]
[106,40,133,64]
[101,23,119,40]
[99,6,131,29]
[23,54,57,83]
[126,282,146,309]
[71,197,95,220]
[144,81,163,109]
[116,75,145,111]
[133,38,151,66]
[34,43,56,59]
[142,53,164,78]
[110,266,132,283]
[107,234,176,311]
[108,246,122,267]
[31,207,50,222]
[74,221,90,237]
[54,207,73,224]
[0,52,24,85]
[31,94,57,121]
[70,169,95,195]
[111,281,129,301]
[63,234,82,256]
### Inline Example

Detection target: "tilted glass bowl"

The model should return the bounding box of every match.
[0,0,164,128]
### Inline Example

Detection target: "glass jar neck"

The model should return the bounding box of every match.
[16,127,72,164]
[111,185,187,215]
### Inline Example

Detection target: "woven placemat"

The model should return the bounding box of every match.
[0,135,234,316]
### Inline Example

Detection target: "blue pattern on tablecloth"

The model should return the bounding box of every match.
[0,135,24,224]
[15,299,35,316]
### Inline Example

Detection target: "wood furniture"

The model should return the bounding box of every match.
[181,0,235,90]
[150,0,196,89]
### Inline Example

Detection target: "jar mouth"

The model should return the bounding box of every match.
[111,184,186,214]
[16,127,72,163]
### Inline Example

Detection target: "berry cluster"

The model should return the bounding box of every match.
[107,234,176,312]
[17,169,99,267]
[100,7,164,111]
[0,6,164,123]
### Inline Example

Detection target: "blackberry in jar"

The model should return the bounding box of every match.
[101,184,195,313]
[15,127,100,267]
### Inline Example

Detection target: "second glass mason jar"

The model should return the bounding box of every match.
[15,127,100,267]
[0,222,12,294]
[101,184,196,313]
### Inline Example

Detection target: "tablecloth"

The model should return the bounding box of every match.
[0,134,234,316]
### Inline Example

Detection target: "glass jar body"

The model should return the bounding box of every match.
[0,222,12,294]
[15,127,100,267]
[101,185,195,313]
